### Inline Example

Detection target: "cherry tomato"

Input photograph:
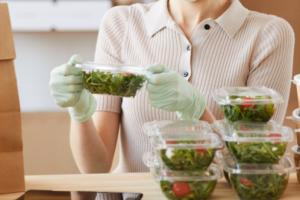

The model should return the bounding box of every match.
[196,146,207,156]
[267,133,282,145]
[172,182,192,197]
[124,72,131,76]
[240,177,254,188]
[241,97,255,110]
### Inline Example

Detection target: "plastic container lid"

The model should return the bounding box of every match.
[212,86,284,105]
[216,149,294,174]
[143,119,213,137]
[143,152,223,181]
[286,108,300,132]
[212,120,294,143]
[75,62,152,76]
[291,145,300,155]
[143,120,223,149]
[292,74,300,85]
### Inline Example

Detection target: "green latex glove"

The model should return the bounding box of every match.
[146,63,207,120]
[49,55,97,122]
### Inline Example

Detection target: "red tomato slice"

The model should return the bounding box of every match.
[124,72,131,76]
[172,182,192,197]
[196,146,207,156]
[166,141,177,145]
[241,97,255,110]
[240,177,254,188]
[267,133,282,145]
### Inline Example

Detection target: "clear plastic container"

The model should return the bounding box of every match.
[212,86,283,122]
[75,62,152,97]
[143,120,223,171]
[212,120,294,164]
[291,145,300,182]
[215,149,294,200]
[143,152,223,200]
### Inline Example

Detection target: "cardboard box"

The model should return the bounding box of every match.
[0,3,25,194]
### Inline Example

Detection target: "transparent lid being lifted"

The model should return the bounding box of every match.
[75,62,152,97]
[143,120,223,149]
[212,120,294,143]
[212,86,284,105]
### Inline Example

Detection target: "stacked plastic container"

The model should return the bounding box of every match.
[212,86,295,200]
[143,120,223,200]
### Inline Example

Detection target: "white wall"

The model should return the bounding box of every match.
[13,33,99,112]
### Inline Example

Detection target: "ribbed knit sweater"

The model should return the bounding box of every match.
[94,0,295,199]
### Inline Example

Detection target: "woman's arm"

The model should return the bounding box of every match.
[70,111,120,174]
[246,18,295,124]
[200,107,216,124]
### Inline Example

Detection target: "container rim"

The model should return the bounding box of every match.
[75,62,153,76]
[212,120,294,143]
[291,145,300,155]
[216,150,294,174]
[293,74,300,85]
[212,86,284,105]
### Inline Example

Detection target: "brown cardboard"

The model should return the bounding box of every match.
[0,3,25,194]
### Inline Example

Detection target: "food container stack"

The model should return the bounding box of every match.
[215,149,294,200]
[288,74,300,181]
[143,120,223,200]
[75,62,151,97]
[212,86,295,199]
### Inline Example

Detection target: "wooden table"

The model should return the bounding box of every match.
[0,172,299,200]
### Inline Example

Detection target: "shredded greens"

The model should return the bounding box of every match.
[223,170,232,187]
[219,95,274,122]
[160,171,217,200]
[159,141,216,170]
[225,141,286,164]
[82,71,146,97]
[231,173,288,200]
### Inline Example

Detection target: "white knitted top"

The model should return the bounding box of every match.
[93,0,294,176]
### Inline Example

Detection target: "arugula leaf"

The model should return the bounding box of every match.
[159,141,216,171]
[219,95,274,123]
[225,141,286,164]
[231,173,288,200]
[82,70,147,97]
[160,171,217,200]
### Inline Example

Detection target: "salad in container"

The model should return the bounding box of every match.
[75,62,151,97]
[143,120,223,171]
[212,120,294,164]
[215,149,294,200]
[143,152,223,200]
[212,87,283,122]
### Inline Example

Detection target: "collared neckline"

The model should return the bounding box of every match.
[145,0,170,37]
[215,0,249,38]
[145,0,249,39]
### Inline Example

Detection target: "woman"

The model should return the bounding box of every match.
[49,0,295,199]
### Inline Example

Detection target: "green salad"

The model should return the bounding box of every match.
[160,171,217,200]
[82,70,146,97]
[231,173,289,200]
[225,139,286,164]
[159,141,216,170]
[223,170,231,187]
[219,95,274,122]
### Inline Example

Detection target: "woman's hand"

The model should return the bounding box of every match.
[146,63,206,120]
[49,55,96,122]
